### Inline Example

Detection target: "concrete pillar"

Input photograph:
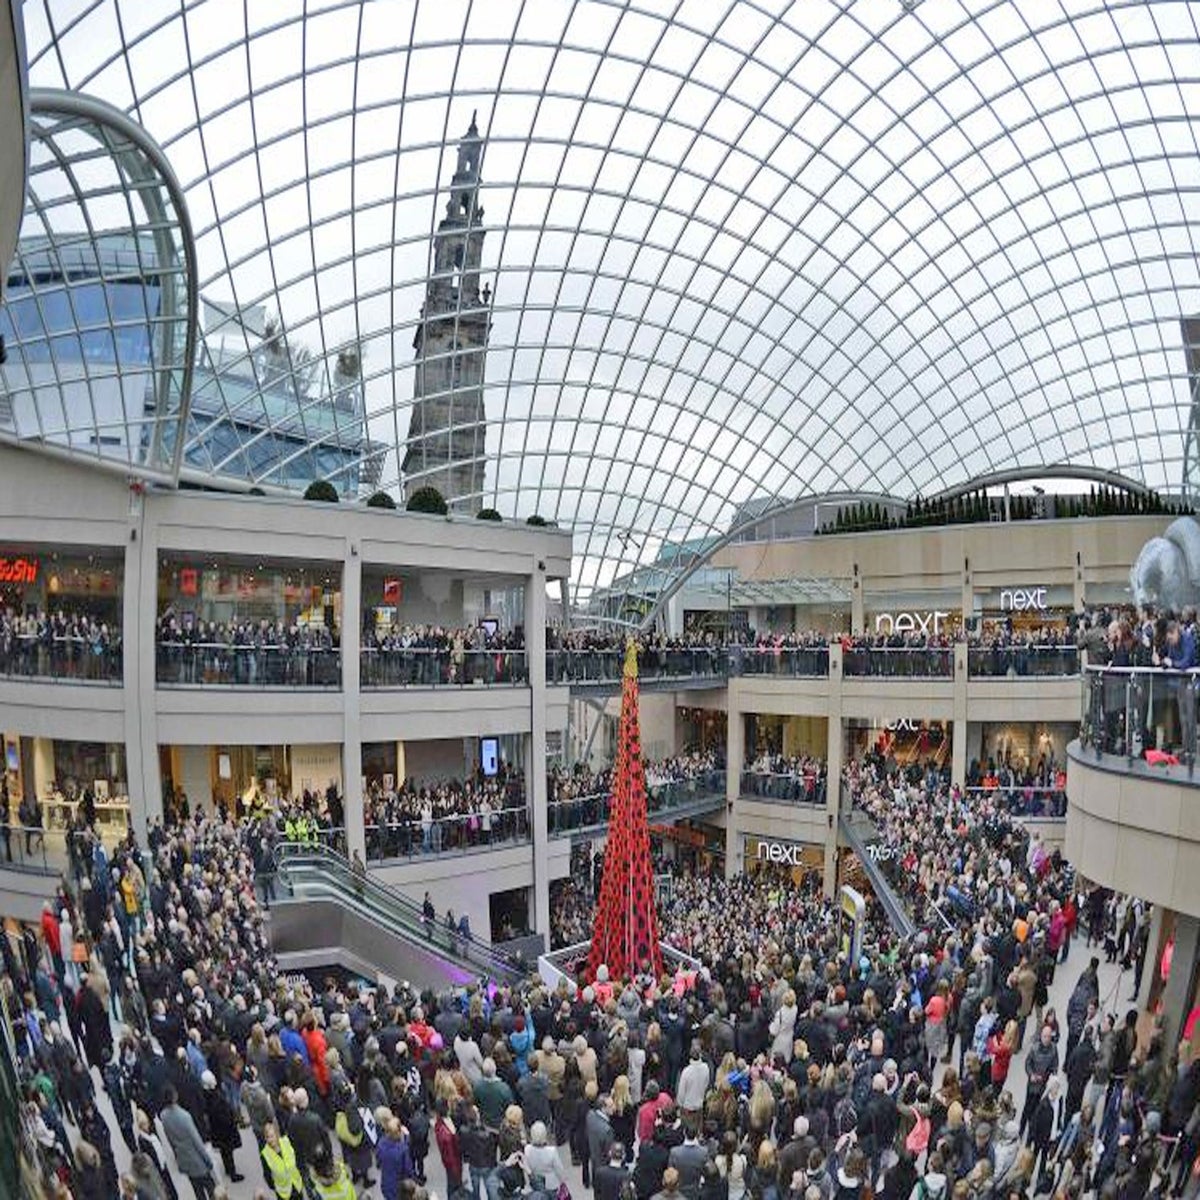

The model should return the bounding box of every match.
[527,570,550,942]
[724,683,743,880]
[1138,906,1166,1011]
[961,561,974,625]
[1160,913,1200,1051]
[124,501,161,841]
[342,541,364,861]
[824,641,844,898]
[851,568,864,634]
[952,640,968,787]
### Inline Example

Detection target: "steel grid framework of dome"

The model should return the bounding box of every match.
[13,0,1200,602]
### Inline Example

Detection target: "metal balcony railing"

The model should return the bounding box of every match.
[1080,663,1200,768]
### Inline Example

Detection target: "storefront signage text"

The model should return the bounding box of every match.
[999,587,1048,611]
[874,610,950,635]
[0,556,39,585]
[755,840,805,866]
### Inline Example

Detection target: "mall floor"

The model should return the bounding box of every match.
[76,938,1131,1199]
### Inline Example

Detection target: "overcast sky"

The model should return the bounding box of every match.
[18,0,1200,599]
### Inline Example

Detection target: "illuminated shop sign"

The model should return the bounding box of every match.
[0,556,39,585]
[755,840,806,866]
[873,609,950,635]
[999,587,1048,611]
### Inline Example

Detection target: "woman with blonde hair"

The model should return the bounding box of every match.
[499,1103,528,1159]
[610,1074,635,1161]
[714,1052,737,1090]
[747,1078,776,1148]
[246,1022,270,1078]
[747,1140,779,1200]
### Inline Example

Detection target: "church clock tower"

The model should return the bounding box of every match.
[402,114,491,511]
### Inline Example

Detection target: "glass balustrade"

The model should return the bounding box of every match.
[1080,664,1199,766]
[365,805,530,861]
[0,634,123,684]
[361,647,527,688]
[967,644,1080,678]
[842,645,955,678]
[157,641,341,687]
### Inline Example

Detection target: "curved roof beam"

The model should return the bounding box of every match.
[0,0,30,296]
[2,87,197,485]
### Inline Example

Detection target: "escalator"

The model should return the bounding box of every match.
[271,843,527,989]
[837,811,916,940]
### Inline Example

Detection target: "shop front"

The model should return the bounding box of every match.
[651,819,725,876]
[742,834,823,888]
[0,548,124,681]
[2,732,129,830]
[846,717,952,773]
[159,742,344,820]
[158,553,341,634]
[0,547,123,623]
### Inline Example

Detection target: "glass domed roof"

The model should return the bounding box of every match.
[17,0,1200,598]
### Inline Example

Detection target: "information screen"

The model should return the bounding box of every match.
[480,737,500,777]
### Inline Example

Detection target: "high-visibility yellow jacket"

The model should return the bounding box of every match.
[261,1136,304,1199]
[310,1160,357,1200]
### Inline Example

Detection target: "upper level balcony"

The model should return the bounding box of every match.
[1067,664,1200,918]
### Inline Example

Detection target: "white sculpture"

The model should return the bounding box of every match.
[1130,516,1200,609]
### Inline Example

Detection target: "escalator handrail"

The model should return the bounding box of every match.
[272,841,527,982]
[837,814,916,940]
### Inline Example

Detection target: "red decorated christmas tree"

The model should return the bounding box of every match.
[588,638,663,981]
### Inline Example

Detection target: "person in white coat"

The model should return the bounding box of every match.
[770,990,798,1062]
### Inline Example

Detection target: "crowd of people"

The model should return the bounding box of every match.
[357,751,728,860]
[1077,604,1200,760]
[549,753,725,834]
[363,626,528,687]
[16,606,1169,695]
[965,632,1080,679]
[363,770,528,860]
[0,607,122,682]
[156,614,340,687]
[739,756,827,805]
[5,748,1196,1200]
[965,763,1068,820]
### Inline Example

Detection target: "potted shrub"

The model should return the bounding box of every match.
[304,480,339,502]
[406,486,449,515]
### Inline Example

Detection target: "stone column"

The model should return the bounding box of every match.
[1137,906,1166,1011]
[952,640,968,788]
[724,685,743,880]
[527,570,550,943]
[823,640,844,898]
[342,541,364,862]
[1160,912,1200,1051]
[124,497,160,841]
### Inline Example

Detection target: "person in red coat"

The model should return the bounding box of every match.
[300,1013,330,1097]
[434,1099,463,1194]
[40,901,63,982]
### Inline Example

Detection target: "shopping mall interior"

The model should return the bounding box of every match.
[4,2,1200,1198]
